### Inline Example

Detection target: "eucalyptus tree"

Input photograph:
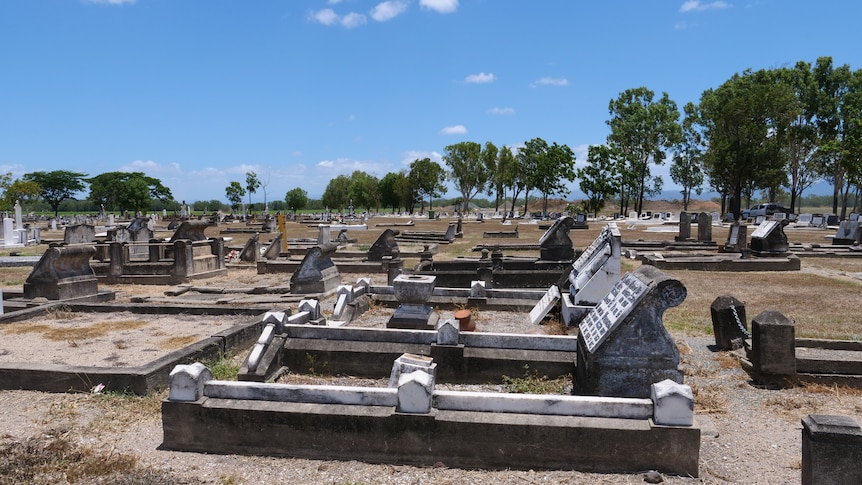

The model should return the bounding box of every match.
[321,175,351,211]
[284,187,308,212]
[697,69,797,218]
[578,145,620,214]
[443,141,492,214]
[348,170,380,212]
[606,87,682,215]
[225,181,245,211]
[781,61,821,212]
[670,102,705,211]
[245,171,261,209]
[494,145,516,213]
[408,158,446,211]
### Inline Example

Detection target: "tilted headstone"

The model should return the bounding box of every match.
[750,220,789,255]
[538,216,576,261]
[696,212,712,242]
[239,233,260,262]
[169,220,211,242]
[23,245,98,300]
[290,243,341,294]
[575,265,686,398]
[568,222,622,306]
[367,229,400,261]
[724,222,748,252]
[710,295,749,350]
[63,224,96,245]
[675,212,691,242]
[529,285,560,325]
[262,233,283,260]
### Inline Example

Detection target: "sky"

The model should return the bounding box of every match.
[2,0,861,204]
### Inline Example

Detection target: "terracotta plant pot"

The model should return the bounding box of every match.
[454,309,474,331]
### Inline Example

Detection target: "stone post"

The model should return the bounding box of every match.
[173,240,194,279]
[108,241,124,278]
[710,295,749,350]
[210,237,226,269]
[751,310,795,377]
[149,238,163,262]
[802,414,862,485]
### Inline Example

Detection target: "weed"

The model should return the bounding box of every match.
[305,352,329,376]
[502,365,570,395]
[202,352,242,381]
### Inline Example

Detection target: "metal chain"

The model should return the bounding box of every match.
[729,303,751,338]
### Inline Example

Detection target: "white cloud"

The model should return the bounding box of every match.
[120,159,182,174]
[341,12,368,28]
[680,1,731,13]
[84,0,136,4]
[465,72,496,84]
[401,150,443,166]
[530,77,569,88]
[315,158,389,177]
[310,9,339,26]
[488,107,515,115]
[440,125,467,135]
[0,163,26,176]
[674,21,694,30]
[327,0,343,4]
[420,0,459,14]
[371,1,409,22]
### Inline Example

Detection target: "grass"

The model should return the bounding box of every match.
[202,352,243,381]
[2,319,149,341]
[502,365,571,394]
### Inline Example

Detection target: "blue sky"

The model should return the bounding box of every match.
[2,0,860,204]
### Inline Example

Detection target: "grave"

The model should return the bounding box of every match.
[387,274,439,330]
[289,243,341,295]
[394,223,457,244]
[22,245,104,301]
[723,221,748,253]
[832,220,862,245]
[802,415,862,485]
[696,212,712,242]
[538,216,576,261]
[749,220,789,256]
[575,265,686,398]
[482,224,519,238]
[674,212,691,242]
[63,223,96,245]
[560,223,622,327]
[107,218,154,259]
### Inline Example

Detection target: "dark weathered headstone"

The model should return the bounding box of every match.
[170,220,211,242]
[696,212,712,242]
[239,233,260,262]
[575,265,686,398]
[367,229,400,261]
[710,295,749,350]
[723,222,748,252]
[24,245,98,300]
[63,224,95,245]
[750,220,789,255]
[802,414,862,485]
[751,310,795,377]
[290,243,341,294]
[263,233,283,260]
[675,212,691,242]
[538,216,575,261]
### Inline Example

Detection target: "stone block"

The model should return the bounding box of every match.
[751,310,796,376]
[710,295,749,350]
[168,362,212,402]
[651,379,694,426]
[802,414,862,485]
[388,353,436,388]
[436,319,460,346]
[262,311,286,333]
[298,299,321,320]
[396,370,434,414]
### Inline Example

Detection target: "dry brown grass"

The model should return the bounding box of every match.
[2,319,149,341]
[159,335,199,350]
[690,381,728,414]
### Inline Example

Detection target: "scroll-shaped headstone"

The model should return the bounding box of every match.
[263,233,283,260]
[239,233,260,262]
[538,216,575,261]
[24,245,98,300]
[289,243,341,294]
[63,224,95,245]
[367,229,400,261]
[569,223,621,306]
[575,265,686,398]
[750,220,789,255]
[169,220,211,242]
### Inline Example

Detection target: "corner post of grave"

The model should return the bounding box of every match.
[108,241,124,277]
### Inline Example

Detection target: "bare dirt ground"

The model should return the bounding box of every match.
[1,211,861,484]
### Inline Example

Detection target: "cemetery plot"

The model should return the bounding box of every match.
[578,273,649,353]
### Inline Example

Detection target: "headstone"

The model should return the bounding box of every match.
[802,415,862,485]
[724,222,748,252]
[290,243,341,294]
[568,222,622,306]
[575,266,686,398]
[538,216,576,261]
[263,234,283,260]
[23,245,99,300]
[832,221,861,245]
[710,295,749,350]
[675,212,691,242]
[750,310,795,377]
[696,212,712,242]
[750,220,789,255]
[529,285,560,325]
[13,201,22,231]
[826,214,840,226]
[317,225,331,245]
[169,220,211,242]
[239,233,260,262]
[50,219,57,231]
[168,362,212,402]
[811,215,824,227]
[63,224,96,245]
[651,379,694,426]
[387,274,439,330]
[367,229,400,261]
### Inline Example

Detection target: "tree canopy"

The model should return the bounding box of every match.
[409,158,446,210]
[87,172,173,214]
[225,181,245,211]
[284,187,308,212]
[23,170,88,216]
[443,141,492,213]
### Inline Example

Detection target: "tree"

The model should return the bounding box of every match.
[284,187,308,212]
[670,102,705,211]
[606,87,682,215]
[443,141,492,214]
[777,62,821,213]
[348,171,380,212]
[87,172,173,214]
[520,138,576,216]
[494,146,516,213]
[245,171,260,210]
[578,145,620,215]
[225,181,245,211]
[697,69,797,218]
[409,158,446,211]
[321,175,351,211]
[0,173,41,209]
[22,170,88,217]
[378,172,407,212]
